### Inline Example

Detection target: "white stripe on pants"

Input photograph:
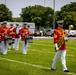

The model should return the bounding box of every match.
[22,41,28,54]
[51,50,68,71]
[1,41,8,54]
[0,42,2,52]
[14,38,19,50]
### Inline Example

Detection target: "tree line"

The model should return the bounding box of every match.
[0,2,76,30]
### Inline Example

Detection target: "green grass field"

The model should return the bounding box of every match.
[0,39,76,75]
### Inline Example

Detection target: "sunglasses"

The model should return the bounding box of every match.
[59,23,63,25]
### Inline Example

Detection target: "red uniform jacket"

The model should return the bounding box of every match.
[19,27,30,41]
[0,27,3,40]
[13,27,20,38]
[7,27,15,38]
[1,27,8,41]
[54,28,66,50]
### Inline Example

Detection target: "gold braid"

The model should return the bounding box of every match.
[58,29,66,49]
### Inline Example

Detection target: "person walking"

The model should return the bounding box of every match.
[1,21,8,54]
[0,22,3,53]
[7,23,15,49]
[51,20,69,72]
[19,23,30,54]
[13,23,20,50]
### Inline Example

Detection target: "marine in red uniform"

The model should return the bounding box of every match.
[0,23,3,41]
[7,23,15,49]
[51,20,69,72]
[1,21,8,54]
[0,23,3,53]
[13,24,20,50]
[19,23,30,54]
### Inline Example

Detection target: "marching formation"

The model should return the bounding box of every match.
[0,20,70,72]
[0,21,33,55]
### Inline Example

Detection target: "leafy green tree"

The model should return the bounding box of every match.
[12,17,23,22]
[20,5,54,30]
[55,2,76,29]
[32,17,42,30]
[0,4,13,22]
[60,11,76,29]
[61,2,76,11]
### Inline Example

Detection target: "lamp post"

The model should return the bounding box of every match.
[53,0,55,29]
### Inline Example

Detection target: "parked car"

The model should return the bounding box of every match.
[68,30,76,37]
[45,29,54,37]
[34,30,41,36]
[65,30,76,37]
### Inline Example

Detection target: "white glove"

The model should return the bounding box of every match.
[64,37,68,41]
[54,43,59,51]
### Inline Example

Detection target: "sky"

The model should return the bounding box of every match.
[0,0,76,17]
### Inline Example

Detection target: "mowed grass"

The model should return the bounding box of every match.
[0,39,76,75]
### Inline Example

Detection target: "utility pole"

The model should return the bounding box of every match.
[5,0,6,5]
[53,0,55,29]
[44,0,45,6]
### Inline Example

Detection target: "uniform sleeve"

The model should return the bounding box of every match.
[1,28,4,34]
[7,28,10,35]
[64,30,68,37]
[0,28,2,35]
[13,28,16,33]
[54,29,58,44]
[19,29,22,35]
[27,29,30,35]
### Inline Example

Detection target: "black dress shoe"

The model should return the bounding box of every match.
[63,70,69,72]
[51,68,56,71]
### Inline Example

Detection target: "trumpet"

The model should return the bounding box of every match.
[57,29,66,49]
[58,25,74,49]
[69,25,74,30]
